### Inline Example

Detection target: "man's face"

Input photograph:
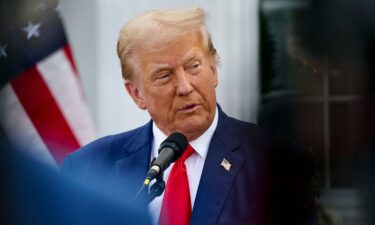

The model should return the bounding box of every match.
[125,32,218,141]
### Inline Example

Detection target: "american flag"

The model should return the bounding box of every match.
[0,0,95,167]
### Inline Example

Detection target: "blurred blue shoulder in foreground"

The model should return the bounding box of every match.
[0,141,151,225]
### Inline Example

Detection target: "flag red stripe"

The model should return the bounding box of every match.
[11,66,81,164]
[63,44,78,75]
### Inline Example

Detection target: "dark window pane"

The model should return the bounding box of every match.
[330,101,369,188]
[295,102,325,187]
[329,60,370,95]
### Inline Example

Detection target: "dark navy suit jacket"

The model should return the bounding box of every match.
[0,142,151,225]
[62,106,317,225]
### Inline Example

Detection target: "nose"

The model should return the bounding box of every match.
[175,69,193,96]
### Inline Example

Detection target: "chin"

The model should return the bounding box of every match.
[178,118,211,140]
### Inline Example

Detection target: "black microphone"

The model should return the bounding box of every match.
[143,132,188,186]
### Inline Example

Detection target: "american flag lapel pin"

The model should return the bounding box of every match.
[221,158,231,171]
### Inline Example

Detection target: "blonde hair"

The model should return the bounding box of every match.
[117,7,218,80]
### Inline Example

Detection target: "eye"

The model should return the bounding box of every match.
[157,73,171,80]
[154,73,172,85]
[188,61,201,74]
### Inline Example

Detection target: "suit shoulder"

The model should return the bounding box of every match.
[62,124,150,168]
[225,115,270,143]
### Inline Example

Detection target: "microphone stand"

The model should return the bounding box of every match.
[141,174,165,206]
[133,158,166,206]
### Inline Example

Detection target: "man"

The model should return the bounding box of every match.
[62,7,317,225]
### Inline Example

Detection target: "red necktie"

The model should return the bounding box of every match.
[158,144,194,225]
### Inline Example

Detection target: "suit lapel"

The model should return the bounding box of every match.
[115,121,153,198]
[190,108,244,225]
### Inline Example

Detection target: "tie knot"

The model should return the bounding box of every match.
[179,144,194,162]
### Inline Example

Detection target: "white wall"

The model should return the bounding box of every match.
[61,0,259,138]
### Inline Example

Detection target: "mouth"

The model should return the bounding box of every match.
[178,103,199,113]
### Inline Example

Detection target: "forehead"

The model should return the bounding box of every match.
[133,32,206,73]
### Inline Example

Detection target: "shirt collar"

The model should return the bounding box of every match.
[152,106,219,159]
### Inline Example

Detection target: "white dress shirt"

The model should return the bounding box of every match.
[148,107,218,225]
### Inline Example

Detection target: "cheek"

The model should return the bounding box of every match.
[203,66,218,87]
[145,91,174,112]
[202,75,218,93]
[142,85,169,101]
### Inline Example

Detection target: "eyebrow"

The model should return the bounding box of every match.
[147,49,204,75]
[181,50,203,63]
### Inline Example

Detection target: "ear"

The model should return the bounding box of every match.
[209,64,218,88]
[124,80,147,110]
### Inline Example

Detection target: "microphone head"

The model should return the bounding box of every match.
[158,132,188,160]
